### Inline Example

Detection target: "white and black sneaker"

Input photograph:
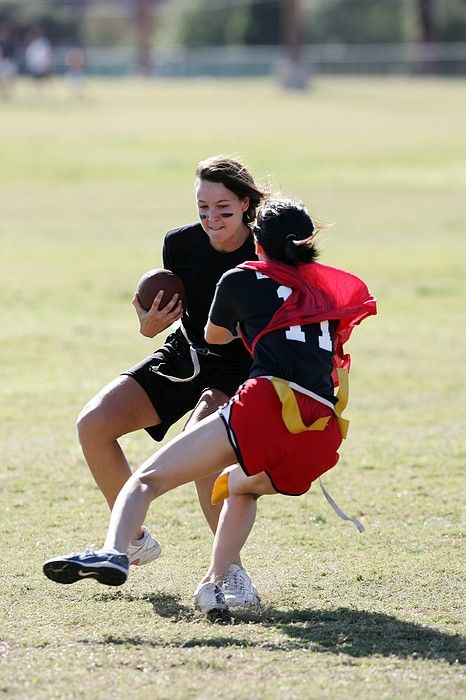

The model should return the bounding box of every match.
[222,564,260,607]
[194,582,231,623]
[43,546,129,587]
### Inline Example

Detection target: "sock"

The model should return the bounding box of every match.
[130,529,146,545]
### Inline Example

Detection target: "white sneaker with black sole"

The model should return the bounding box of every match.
[222,564,260,607]
[194,582,231,623]
[127,526,161,566]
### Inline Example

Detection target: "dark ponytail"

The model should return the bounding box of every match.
[256,198,320,265]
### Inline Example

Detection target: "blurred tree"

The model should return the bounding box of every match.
[68,0,88,43]
[0,0,85,43]
[308,0,407,44]
[243,1,281,45]
[2,0,463,50]
[175,0,414,47]
[418,0,435,42]
[82,2,129,48]
[414,0,466,73]
[177,0,249,48]
[432,0,466,41]
[417,0,436,73]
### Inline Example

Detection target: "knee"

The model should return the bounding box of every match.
[76,403,113,446]
[204,388,229,410]
[197,389,221,416]
[138,470,164,502]
[188,389,228,424]
[76,404,96,446]
[228,467,273,498]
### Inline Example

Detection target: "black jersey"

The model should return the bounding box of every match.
[209,267,337,404]
[162,222,256,365]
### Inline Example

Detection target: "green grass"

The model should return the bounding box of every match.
[0,76,465,699]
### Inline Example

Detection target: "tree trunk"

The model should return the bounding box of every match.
[418,0,435,43]
[418,0,436,74]
[134,0,153,75]
[280,0,308,90]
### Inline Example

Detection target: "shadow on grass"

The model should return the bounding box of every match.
[247,606,465,664]
[94,590,196,621]
[92,591,464,664]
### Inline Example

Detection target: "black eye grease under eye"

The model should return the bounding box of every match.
[199,214,207,219]
[220,213,234,218]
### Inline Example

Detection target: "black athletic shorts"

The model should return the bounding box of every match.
[122,328,251,442]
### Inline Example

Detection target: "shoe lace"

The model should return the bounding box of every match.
[224,569,246,594]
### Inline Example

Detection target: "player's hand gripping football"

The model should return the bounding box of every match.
[132,290,183,337]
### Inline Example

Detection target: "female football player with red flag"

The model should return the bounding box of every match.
[43,198,376,621]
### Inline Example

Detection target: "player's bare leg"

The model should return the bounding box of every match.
[103,413,237,554]
[43,417,267,598]
[184,388,229,534]
[77,375,161,537]
[43,414,235,588]
[184,388,249,571]
[200,469,277,586]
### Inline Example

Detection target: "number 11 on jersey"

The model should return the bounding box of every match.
[276,284,333,350]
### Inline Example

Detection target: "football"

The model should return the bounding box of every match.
[136,268,187,312]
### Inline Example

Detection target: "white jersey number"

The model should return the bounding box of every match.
[275,282,332,349]
[318,320,333,351]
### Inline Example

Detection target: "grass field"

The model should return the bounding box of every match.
[0,76,465,699]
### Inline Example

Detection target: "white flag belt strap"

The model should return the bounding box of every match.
[319,477,365,533]
[151,344,201,383]
[149,324,221,384]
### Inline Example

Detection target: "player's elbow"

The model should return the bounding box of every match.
[205,321,230,345]
[204,323,217,344]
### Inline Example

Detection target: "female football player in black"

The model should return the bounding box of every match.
[44,199,376,619]
[76,156,266,604]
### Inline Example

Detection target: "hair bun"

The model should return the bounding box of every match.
[256,198,319,265]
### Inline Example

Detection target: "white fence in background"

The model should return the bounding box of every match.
[54,42,466,77]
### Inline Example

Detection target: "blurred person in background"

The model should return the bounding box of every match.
[25,27,53,87]
[65,46,86,99]
[0,21,18,99]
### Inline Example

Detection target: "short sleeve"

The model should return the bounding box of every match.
[162,233,176,271]
[209,270,240,336]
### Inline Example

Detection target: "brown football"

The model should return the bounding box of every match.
[136,268,187,312]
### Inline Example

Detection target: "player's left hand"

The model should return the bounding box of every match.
[132,291,183,338]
